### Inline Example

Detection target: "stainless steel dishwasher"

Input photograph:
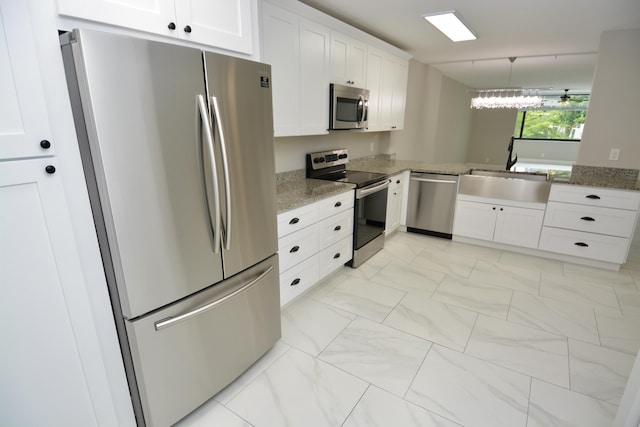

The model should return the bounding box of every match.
[406,172,459,238]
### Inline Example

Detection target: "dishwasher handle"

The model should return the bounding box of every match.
[410,177,458,184]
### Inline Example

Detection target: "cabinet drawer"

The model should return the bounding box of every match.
[544,201,637,237]
[548,184,640,210]
[317,191,354,216]
[539,227,630,264]
[316,209,353,250]
[318,236,352,278]
[278,226,317,273]
[280,255,319,306]
[277,203,319,238]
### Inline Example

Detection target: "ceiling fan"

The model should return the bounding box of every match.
[559,89,588,104]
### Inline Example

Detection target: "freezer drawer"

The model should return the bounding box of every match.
[125,255,281,427]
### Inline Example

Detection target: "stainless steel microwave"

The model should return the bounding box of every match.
[329,83,369,130]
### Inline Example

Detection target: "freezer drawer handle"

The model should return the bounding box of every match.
[154,266,274,331]
[580,216,596,222]
[585,194,601,200]
[290,245,300,253]
[574,242,589,247]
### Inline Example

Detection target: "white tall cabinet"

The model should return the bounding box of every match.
[0,1,134,425]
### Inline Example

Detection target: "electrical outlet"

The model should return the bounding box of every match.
[609,148,620,161]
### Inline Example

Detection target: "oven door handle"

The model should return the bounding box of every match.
[356,180,389,199]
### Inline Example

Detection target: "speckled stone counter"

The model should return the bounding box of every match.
[559,165,640,191]
[275,170,355,213]
[348,156,640,191]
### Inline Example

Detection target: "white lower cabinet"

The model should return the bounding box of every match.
[453,196,545,249]
[385,172,407,234]
[277,190,354,306]
[538,184,640,265]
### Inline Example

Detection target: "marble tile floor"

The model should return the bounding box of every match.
[178,230,640,427]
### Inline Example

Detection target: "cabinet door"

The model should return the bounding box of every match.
[380,55,408,130]
[175,0,253,53]
[0,159,97,426]
[365,47,384,131]
[261,2,300,136]
[0,3,54,160]
[494,206,544,248]
[299,18,330,135]
[330,32,366,87]
[385,177,403,233]
[452,200,497,241]
[55,0,176,37]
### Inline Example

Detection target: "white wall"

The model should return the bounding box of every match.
[389,61,472,163]
[274,131,390,172]
[466,108,518,165]
[514,139,580,164]
[577,29,640,169]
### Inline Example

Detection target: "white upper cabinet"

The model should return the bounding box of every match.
[55,0,253,53]
[299,19,330,134]
[261,2,300,135]
[330,32,366,87]
[380,55,408,131]
[366,47,408,131]
[261,2,329,136]
[0,3,54,160]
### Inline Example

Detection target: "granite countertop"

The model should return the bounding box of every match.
[348,157,640,191]
[275,170,355,213]
[275,158,640,213]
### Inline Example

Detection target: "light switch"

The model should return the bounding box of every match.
[609,148,620,161]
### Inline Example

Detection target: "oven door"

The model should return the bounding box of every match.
[353,179,389,250]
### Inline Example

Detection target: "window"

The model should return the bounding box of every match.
[514,94,589,141]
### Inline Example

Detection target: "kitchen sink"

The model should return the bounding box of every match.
[468,168,549,182]
[459,170,551,203]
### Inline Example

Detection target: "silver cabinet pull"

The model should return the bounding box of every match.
[197,94,221,254]
[154,266,273,331]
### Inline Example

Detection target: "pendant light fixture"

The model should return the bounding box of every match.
[470,57,544,109]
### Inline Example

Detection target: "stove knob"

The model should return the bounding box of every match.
[313,157,322,163]
[338,154,348,159]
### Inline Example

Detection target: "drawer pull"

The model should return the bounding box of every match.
[290,245,300,253]
[396,179,401,184]
[585,195,601,200]
[290,278,301,286]
[580,216,596,222]
[289,217,300,225]
[333,252,341,259]
[574,242,589,247]
[334,225,341,231]
[335,201,342,207]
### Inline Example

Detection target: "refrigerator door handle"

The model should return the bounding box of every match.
[210,96,232,250]
[197,94,221,253]
[153,266,274,331]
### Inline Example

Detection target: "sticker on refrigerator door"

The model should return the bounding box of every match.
[260,76,270,88]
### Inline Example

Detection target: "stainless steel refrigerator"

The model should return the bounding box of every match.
[61,29,281,427]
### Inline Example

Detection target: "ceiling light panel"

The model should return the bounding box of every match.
[423,10,476,42]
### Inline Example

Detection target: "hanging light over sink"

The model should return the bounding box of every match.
[469,57,544,109]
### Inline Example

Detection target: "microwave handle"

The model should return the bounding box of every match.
[358,94,366,126]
